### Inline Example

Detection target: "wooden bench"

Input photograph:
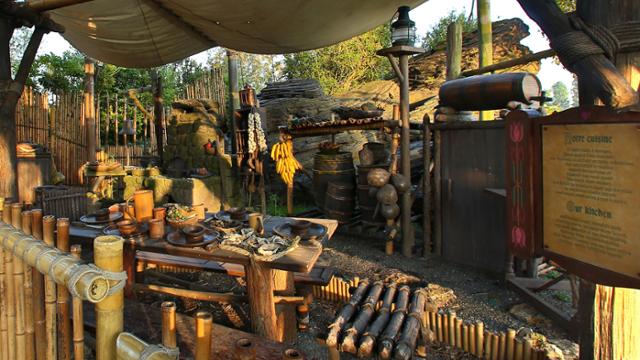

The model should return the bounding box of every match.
[135,251,336,287]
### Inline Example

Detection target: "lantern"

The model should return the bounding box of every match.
[391,6,416,47]
[119,118,136,136]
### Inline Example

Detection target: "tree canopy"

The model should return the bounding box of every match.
[283,25,391,95]
[420,10,477,51]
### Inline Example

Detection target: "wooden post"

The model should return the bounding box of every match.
[42,215,57,360]
[399,53,413,257]
[477,0,493,121]
[273,270,296,341]
[446,21,463,80]
[4,232,16,360]
[152,69,165,162]
[84,57,96,162]
[56,218,71,360]
[70,245,84,360]
[227,50,239,153]
[287,184,293,216]
[422,114,431,257]
[161,301,177,349]
[195,311,212,360]
[244,260,278,340]
[94,235,124,360]
[572,1,640,359]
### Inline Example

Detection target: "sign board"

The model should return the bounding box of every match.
[533,107,640,288]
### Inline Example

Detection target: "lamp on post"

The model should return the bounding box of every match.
[391,6,417,47]
[119,118,135,166]
[377,6,425,258]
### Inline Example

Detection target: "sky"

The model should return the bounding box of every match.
[36,0,574,92]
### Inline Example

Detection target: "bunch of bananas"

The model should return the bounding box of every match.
[270,139,302,185]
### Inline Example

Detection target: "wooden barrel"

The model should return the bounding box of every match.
[324,182,355,223]
[312,152,355,211]
[360,204,384,225]
[439,72,541,111]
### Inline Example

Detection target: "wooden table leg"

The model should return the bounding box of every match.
[123,239,136,299]
[273,270,297,342]
[245,261,278,341]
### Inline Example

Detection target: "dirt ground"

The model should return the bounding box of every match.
[134,231,578,359]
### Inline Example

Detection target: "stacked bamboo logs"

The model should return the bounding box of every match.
[115,301,179,359]
[0,209,128,360]
[326,280,554,359]
[312,276,360,303]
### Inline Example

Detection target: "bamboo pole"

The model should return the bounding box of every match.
[57,218,72,360]
[161,301,177,349]
[506,328,516,360]
[436,312,443,342]
[446,21,463,80]
[448,310,456,347]
[195,311,212,360]
[499,332,506,360]
[11,203,22,229]
[491,332,499,360]
[514,339,524,360]
[3,230,16,360]
[21,211,35,360]
[11,235,27,360]
[477,0,493,121]
[235,338,256,360]
[115,332,175,360]
[70,245,84,360]
[462,323,469,352]
[0,225,9,360]
[476,321,485,358]
[523,339,533,360]
[2,202,11,223]
[94,235,124,360]
[42,216,57,360]
[469,322,477,355]
[455,318,462,350]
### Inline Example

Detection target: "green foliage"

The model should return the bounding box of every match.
[420,11,477,51]
[31,50,85,92]
[283,25,391,95]
[556,0,576,12]
[549,81,571,110]
[571,76,579,107]
[207,49,282,92]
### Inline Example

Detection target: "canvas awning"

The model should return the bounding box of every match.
[44,0,426,68]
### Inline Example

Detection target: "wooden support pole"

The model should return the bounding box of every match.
[399,53,413,257]
[462,49,556,77]
[244,260,278,340]
[56,218,71,360]
[152,69,165,162]
[94,235,124,360]
[421,113,431,257]
[446,21,463,80]
[477,0,493,121]
[84,57,96,162]
[0,228,7,360]
[3,233,16,360]
[42,216,56,360]
[273,269,297,342]
[21,211,35,360]
[195,311,212,360]
[227,50,239,153]
[70,245,84,360]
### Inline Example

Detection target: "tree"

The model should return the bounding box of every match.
[571,76,579,107]
[420,10,477,51]
[550,81,570,109]
[555,0,576,12]
[207,48,282,92]
[31,50,84,92]
[283,25,391,95]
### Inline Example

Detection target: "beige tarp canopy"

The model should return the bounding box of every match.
[46,0,426,68]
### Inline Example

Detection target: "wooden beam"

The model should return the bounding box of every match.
[84,57,96,162]
[446,21,462,80]
[0,2,64,33]
[26,0,94,12]
[516,0,639,108]
[461,49,556,77]
[477,0,493,121]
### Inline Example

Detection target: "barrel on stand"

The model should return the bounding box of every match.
[324,182,355,223]
[312,152,355,212]
[356,163,388,226]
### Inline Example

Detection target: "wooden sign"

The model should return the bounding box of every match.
[533,107,640,288]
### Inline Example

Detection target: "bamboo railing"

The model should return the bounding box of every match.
[182,67,227,118]
[0,203,128,360]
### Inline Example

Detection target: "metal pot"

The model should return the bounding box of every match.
[367,168,390,188]
[376,184,398,205]
[358,145,375,166]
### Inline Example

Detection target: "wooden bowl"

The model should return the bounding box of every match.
[166,216,198,230]
[181,224,206,243]
[289,220,312,235]
[117,220,137,236]
[226,207,247,220]
[93,208,110,221]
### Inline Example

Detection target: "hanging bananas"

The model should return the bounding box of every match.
[270,137,302,186]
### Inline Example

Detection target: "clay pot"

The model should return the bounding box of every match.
[358,145,375,166]
[391,173,410,194]
[93,208,110,221]
[182,224,206,243]
[148,219,165,239]
[376,184,398,205]
[367,168,391,188]
[117,220,137,236]
[192,203,206,220]
[227,207,247,220]
[130,190,154,222]
[289,220,312,236]
[119,203,135,221]
[153,207,166,222]
[380,203,400,220]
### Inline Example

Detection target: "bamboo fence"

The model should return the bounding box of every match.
[182,67,227,118]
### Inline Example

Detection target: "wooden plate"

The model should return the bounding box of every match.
[166,230,220,248]
[80,211,123,225]
[273,222,327,242]
[102,222,149,238]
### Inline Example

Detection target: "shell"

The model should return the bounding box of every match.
[257,243,282,256]
[376,184,398,205]
[391,174,410,193]
[367,168,391,188]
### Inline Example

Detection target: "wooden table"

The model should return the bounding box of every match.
[70,215,338,342]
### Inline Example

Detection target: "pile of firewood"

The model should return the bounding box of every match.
[258,79,324,106]
[326,281,427,360]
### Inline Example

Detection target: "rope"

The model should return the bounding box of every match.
[140,344,180,360]
[570,15,620,61]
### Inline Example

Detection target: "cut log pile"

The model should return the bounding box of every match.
[258,79,325,107]
[326,280,559,359]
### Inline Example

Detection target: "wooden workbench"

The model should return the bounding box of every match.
[70,215,338,342]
